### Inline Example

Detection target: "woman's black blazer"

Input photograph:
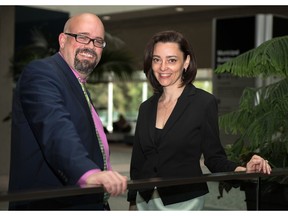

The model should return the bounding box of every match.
[128,83,238,206]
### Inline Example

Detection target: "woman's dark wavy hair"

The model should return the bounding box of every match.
[143,30,197,93]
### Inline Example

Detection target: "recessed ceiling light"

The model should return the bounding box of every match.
[102,15,111,21]
[175,7,184,12]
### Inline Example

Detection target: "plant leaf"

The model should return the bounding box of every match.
[215,35,288,78]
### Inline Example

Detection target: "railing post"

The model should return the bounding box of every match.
[256,177,261,210]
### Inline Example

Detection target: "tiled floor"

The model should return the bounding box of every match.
[0,143,247,211]
[0,175,8,210]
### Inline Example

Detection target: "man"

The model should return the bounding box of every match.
[9,13,127,210]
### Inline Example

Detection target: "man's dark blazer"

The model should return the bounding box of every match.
[128,83,238,206]
[9,53,106,210]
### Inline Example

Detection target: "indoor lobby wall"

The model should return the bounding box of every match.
[0,6,68,177]
[0,6,14,176]
[103,5,288,70]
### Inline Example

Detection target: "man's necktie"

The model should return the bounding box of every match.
[78,79,110,203]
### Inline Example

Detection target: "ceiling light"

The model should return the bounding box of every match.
[102,16,111,21]
[175,7,184,12]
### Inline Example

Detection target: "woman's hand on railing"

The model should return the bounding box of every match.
[245,154,272,174]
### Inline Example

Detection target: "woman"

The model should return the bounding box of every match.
[127,30,271,210]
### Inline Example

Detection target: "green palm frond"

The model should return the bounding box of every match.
[220,80,288,137]
[88,32,136,83]
[215,35,288,77]
[10,29,136,83]
[88,48,136,83]
[11,28,56,82]
[215,36,288,173]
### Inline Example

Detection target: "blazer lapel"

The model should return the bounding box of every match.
[51,53,95,129]
[147,93,161,145]
[162,84,196,137]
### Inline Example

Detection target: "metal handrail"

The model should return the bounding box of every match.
[1,168,287,209]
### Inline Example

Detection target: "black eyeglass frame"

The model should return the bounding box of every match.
[64,32,106,48]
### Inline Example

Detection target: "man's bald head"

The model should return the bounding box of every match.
[59,13,106,79]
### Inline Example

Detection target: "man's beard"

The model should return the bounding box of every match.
[74,48,98,75]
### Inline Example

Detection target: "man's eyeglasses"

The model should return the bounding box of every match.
[65,33,106,48]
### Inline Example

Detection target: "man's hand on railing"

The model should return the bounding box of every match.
[85,171,127,196]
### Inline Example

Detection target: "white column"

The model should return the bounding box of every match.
[255,14,273,88]
[107,81,114,132]
[142,82,148,102]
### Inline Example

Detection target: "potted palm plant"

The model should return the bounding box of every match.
[214,35,288,210]
[11,29,135,83]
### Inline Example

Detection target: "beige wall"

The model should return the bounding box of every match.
[103,6,288,69]
[0,6,14,176]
